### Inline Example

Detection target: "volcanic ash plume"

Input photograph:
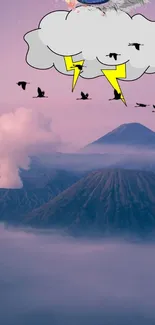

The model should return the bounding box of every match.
[0,108,61,188]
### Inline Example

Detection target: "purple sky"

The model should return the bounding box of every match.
[1,0,155,148]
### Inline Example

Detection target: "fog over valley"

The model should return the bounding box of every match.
[1,224,155,325]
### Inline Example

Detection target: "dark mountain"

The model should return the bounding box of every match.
[23,169,155,237]
[84,123,155,149]
[20,157,81,189]
[20,164,82,189]
[0,170,80,222]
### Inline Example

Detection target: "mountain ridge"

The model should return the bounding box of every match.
[0,169,80,222]
[23,168,155,237]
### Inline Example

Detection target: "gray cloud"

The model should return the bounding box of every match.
[24,7,154,82]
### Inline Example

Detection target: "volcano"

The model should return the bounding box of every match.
[23,169,155,237]
[87,123,155,147]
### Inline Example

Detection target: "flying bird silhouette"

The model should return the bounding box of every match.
[135,103,149,107]
[106,53,121,60]
[76,91,92,100]
[73,64,85,71]
[71,64,85,73]
[17,81,30,90]
[109,89,121,101]
[152,104,155,112]
[33,87,48,98]
[128,43,144,50]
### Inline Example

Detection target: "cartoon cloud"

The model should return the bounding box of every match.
[24,6,155,105]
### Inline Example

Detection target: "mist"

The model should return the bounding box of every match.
[36,144,155,171]
[1,223,155,325]
[81,144,155,155]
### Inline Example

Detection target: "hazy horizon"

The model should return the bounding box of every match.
[31,145,155,174]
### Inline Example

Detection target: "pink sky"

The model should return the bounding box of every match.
[1,0,155,148]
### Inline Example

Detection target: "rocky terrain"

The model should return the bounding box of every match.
[23,169,155,237]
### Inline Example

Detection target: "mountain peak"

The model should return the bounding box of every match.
[86,123,155,148]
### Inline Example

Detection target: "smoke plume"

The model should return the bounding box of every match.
[0,108,61,188]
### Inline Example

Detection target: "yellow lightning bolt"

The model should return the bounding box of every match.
[64,56,84,92]
[102,64,127,106]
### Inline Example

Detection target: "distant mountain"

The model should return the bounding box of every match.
[20,164,82,189]
[84,123,155,150]
[27,124,155,173]
[0,170,80,222]
[23,169,155,237]
[20,158,80,189]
